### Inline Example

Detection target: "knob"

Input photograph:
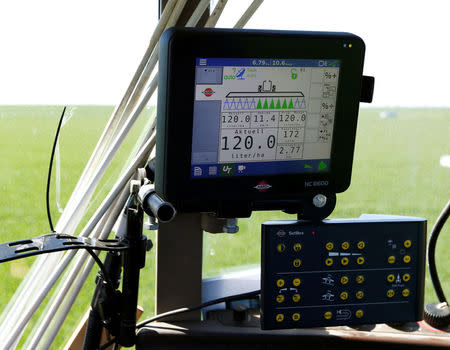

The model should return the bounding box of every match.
[424,302,450,329]
[232,304,249,322]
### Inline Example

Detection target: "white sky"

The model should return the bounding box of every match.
[1,0,449,106]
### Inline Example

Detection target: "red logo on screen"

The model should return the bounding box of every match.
[202,88,215,97]
[254,180,272,192]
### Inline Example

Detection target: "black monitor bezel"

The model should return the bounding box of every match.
[156,27,365,213]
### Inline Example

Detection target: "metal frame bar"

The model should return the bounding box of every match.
[156,213,203,321]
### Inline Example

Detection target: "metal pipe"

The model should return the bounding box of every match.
[186,0,210,27]
[205,0,228,28]
[234,0,264,28]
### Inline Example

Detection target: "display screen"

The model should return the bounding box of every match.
[191,58,340,178]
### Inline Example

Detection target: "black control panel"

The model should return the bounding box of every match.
[261,214,426,330]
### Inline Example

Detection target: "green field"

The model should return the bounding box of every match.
[0,106,449,347]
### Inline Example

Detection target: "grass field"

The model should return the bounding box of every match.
[0,105,449,347]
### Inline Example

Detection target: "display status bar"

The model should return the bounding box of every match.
[196,58,340,68]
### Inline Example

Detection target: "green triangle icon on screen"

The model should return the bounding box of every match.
[318,161,327,170]
[263,99,268,109]
[304,164,312,169]
[282,99,287,109]
[288,99,294,109]
[257,99,262,109]
[276,99,281,109]
[269,99,275,109]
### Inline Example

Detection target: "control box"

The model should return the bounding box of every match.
[260,215,426,330]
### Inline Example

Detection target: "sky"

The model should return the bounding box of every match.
[1,0,450,107]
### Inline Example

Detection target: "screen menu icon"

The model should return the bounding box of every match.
[220,164,234,176]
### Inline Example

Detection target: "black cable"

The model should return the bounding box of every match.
[136,289,260,328]
[84,247,113,287]
[46,106,67,232]
[45,108,119,336]
[428,200,450,303]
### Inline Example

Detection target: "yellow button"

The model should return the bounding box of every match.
[276,294,285,303]
[341,257,349,266]
[403,255,411,264]
[404,240,412,248]
[357,257,365,265]
[325,242,334,251]
[387,289,395,298]
[340,291,349,300]
[277,243,286,253]
[292,294,301,302]
[292,278,301,287]
[325,258,334,266]
[324,311,333,320]
[355,309,364,318]
[402,289,410,297]
[276,279,285,287]
[293,243,302,252]
[357,241,365,250]
[276,313,284,322]
[356,275,365,284]
[341,276,349,285]
[341,241,350,250]
[293,259,302,268]
[292,313,301,321]
[356,290,364,299]
[388,256,396,264]
[387,274,395,283]
[403,273,411,282]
